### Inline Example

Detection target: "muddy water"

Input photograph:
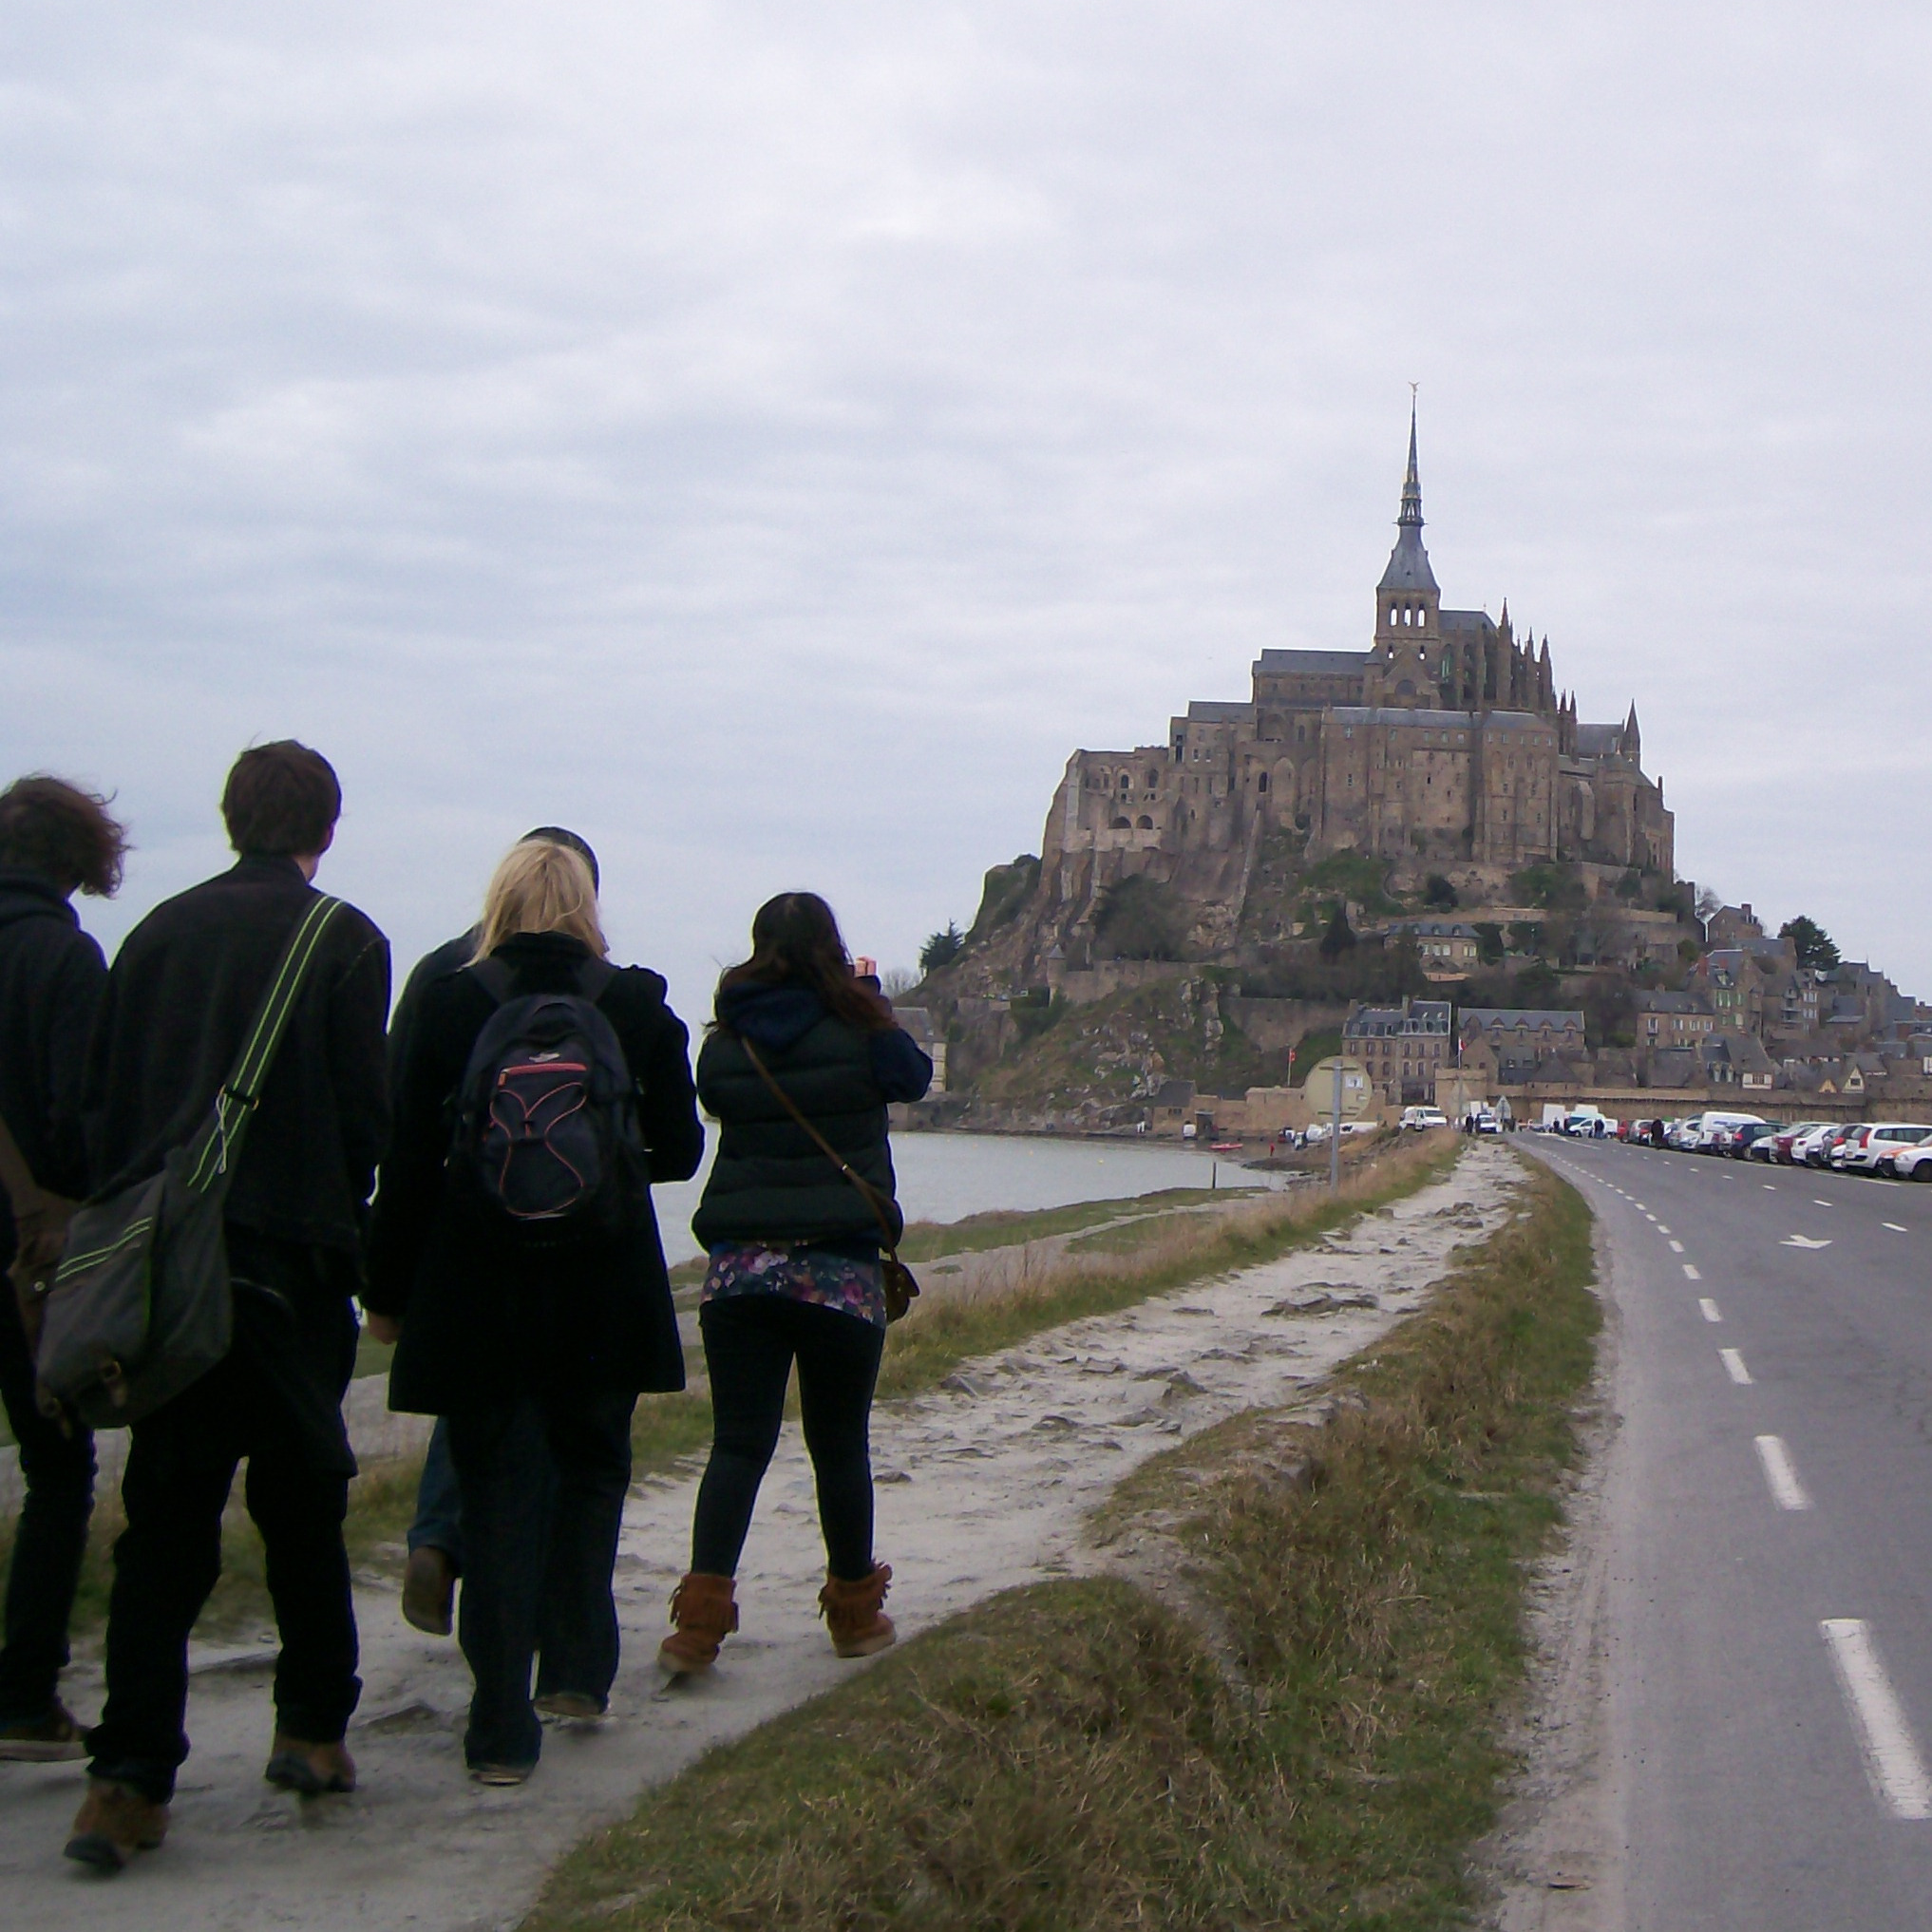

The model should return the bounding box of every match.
[652,1128,1270,1266]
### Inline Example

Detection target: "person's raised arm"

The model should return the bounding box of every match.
[867,1027,933,1105]
[635,997,705,1184]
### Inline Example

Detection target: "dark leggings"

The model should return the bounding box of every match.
[692,1295,884,1582]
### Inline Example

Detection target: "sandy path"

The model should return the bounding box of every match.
[0,1145,1519,1929]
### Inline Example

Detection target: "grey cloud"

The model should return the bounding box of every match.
[2,2,1928,1016]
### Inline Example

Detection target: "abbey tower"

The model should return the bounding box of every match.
[1033,414,1675,952]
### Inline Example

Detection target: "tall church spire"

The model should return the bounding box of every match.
[1376,401,1439,599]
[1399,398,1424,527]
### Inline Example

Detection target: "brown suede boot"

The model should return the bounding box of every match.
[819,1563,896,1658]
[264,1733,357,1795]
[658,1572,738,1675]
[65,1779,169,1872]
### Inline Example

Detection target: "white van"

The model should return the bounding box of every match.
[1399,1107,1450,1131]
[1678,1109,1765,1152]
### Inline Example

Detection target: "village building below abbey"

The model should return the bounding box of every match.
[1038,414,1675,950]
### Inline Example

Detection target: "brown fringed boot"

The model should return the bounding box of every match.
[658,1573,738,1675]
[819,1563,896,1658]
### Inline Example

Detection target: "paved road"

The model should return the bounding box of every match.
[1528,1134,1932,1929]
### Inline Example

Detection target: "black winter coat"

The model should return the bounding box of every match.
[81,855,390,1259]
[0,868,108,1272]
[368,931,705,1414]
[691,982,932,1252]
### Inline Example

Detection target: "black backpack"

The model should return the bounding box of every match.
[452,957,642,1240]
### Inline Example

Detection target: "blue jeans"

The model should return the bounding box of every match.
[407,1419,464,1571]
[445,1391,635,1771]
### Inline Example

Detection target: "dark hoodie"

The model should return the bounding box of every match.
[0,867,107,1271]
[691,981,932,1253]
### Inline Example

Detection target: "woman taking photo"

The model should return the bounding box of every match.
[660,892,931,1675]
[367,841,702,1783]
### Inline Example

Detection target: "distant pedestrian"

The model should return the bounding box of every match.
[661,892,931,1676]
[67,743,389,1873]
[387,827,600,1643]
[0,777,126,1762]
[367,840,702,1784]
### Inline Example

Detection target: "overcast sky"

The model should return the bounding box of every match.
[4,4,1929,1022]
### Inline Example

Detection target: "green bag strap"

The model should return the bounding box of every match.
[182,895,347,1193]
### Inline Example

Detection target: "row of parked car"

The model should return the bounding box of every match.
[1625,1111,1932,1179]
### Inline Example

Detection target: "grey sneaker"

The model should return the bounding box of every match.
[0,1700,88,1762]
[534,1691,606,1724]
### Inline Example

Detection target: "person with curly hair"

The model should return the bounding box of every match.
[0,774,128,1762]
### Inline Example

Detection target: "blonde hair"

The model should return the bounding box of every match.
[471,842,607,962]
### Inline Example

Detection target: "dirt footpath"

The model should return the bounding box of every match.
[0,1145,1521,1931]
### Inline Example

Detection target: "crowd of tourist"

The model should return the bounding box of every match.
[0,744,931,1872]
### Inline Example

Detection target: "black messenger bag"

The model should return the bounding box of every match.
[36,894,345,1429]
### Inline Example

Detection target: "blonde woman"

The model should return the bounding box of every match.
[367,841,702,1784]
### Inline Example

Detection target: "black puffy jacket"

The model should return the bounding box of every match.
[691,981,932,1252]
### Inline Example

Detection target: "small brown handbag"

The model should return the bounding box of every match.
[739,1038,920,1323]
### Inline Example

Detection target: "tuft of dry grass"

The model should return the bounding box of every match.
[525,1156,1598,1932]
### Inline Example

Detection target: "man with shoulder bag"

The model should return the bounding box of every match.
[60,743,389,1874]
[0,776,125,1763]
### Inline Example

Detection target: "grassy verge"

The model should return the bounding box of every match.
[526,1156,1598,1932]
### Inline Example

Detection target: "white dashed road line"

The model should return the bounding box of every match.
[1754,1434,1812,1510]
[1699,1297,1721,1322]
[1814,1200,1833,1208]
[1885,1223,1908,1234]
[1822,1620,1932,1820]
[1683,1263,1702,1280]
[1720,1347,1752,1383]
[1669,1239,1685,1253]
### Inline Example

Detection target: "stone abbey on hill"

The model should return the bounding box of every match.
[1037,415,1675,950]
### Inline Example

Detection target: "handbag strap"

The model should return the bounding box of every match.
[739,1036,900,1255]
[181,894,347,1193]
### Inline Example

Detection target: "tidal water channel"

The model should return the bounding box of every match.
[652,1130,1271,1267]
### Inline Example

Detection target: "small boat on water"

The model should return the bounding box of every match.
[1209,1140,1243,1153]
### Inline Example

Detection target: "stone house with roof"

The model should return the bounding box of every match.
[1459,1008,1587,1086]
[1343,996,1455,1105]
[1634,989,1715,1048]
[1380,918,1482,975]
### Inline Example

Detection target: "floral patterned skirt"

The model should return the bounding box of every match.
[700,1241,887,1330]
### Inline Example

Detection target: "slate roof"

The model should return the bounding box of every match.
[1461,1008,1586,1032]
[1377,523,1440,594]
[1184,700,1256,723]
[1253,649,1371,676]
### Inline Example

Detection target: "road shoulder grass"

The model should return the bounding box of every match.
[525,1154,1597,1932]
